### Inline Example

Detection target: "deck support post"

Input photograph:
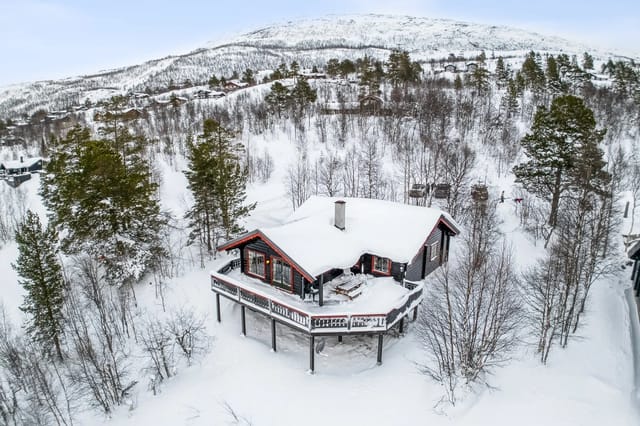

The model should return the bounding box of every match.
[377,334,384,365]
[338,335,342,343]
[309,335,315,373]
[399,318,404,334]
[241,305,246,336]
[413,306,418,321]
[215,293,221,323]
[271,319,277,352]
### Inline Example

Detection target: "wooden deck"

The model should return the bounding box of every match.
[210,258,423,336]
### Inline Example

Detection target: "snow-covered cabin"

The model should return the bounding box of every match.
[359,95,384,112]
[0,156,43,176]
[466,62,478,72]
[218,196,459,304]
[212,196,459,370]
[444,64,457,72]
[223,79,249,92]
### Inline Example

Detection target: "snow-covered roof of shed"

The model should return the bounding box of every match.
[1,157,42,169]
[257,196,459,278]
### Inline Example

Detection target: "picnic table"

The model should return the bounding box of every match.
[334,275,365,300]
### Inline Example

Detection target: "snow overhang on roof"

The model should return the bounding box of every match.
[1,157,42,169]
[628,239,640,260]
[219,196,459,279]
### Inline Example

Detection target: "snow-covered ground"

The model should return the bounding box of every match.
[1,142,639,425]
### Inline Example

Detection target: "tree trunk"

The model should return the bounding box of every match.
[549,169,562,226]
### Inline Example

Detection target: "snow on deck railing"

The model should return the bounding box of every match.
[211,258,423,334]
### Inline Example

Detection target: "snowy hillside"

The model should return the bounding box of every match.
[0,14,631,117]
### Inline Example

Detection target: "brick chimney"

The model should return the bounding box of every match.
[20,156,23,163]
[334,200,345,231]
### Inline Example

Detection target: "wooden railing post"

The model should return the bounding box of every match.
[271,319,277,352]
[215,293,221,323]
[377,334,384,365]
[309,335,315,374]
[241,305,246,336]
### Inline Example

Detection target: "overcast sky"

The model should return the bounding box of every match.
[0,0,638,86]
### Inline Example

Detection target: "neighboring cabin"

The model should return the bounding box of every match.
[223,79,250,92]
[0,156,43,176]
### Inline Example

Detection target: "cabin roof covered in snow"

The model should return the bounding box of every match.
[628,239,640,260]
[1,157,42,170]
[219,196,459,279]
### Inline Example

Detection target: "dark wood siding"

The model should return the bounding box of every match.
[423,226,443,278]
[240,238,305,296]
[406,225,451,281]
[405,247,424,281]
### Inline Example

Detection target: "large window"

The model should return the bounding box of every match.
[247,249,266,278]
[272,258,292,289]
[372,256,391,275]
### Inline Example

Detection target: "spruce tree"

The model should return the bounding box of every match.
[185,119,255,253]
[513,95,608,226]
[495,56,510,89]
[13,210,66,360]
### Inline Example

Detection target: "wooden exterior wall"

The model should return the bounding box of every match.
[240,239,306,298]
[405,224,451,281]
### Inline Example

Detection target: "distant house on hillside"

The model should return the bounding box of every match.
[359,95,384,113]
[466,62,478,72]
[211,196,459,371]
[223,80,249,92]
[0,156,43,176]
[444,64,457,73]
[196,89,226,99]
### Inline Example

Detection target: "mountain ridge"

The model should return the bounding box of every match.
[0,14,635,116]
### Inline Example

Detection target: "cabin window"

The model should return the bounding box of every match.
[372,256,391,275]
[430,242,440,261]
[247,249,266,278]
[272,258,292,289]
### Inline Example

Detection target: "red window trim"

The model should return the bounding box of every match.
[371,256,392,276]
[271,256,294,293]
[245,248,266,279]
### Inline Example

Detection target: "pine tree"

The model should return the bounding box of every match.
[386,50,421,89]
[469,66,490,93]
[546,56,564,94]
[41,126,166,285]
[13,210,66,360]
[326,58,340,78]
[512,95,608,226]
[208,75,220,88]
[185,119,255,252]
[265,82,291,118]
[241,68,255,85]
[291,78,318,121]
[521,51,546,94]
[582,52,594,71]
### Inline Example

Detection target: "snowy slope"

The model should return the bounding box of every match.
[0,14,633,117]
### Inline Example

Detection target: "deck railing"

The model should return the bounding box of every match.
[211,258,423,334]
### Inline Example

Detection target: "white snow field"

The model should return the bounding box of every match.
[1,149,639,426]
